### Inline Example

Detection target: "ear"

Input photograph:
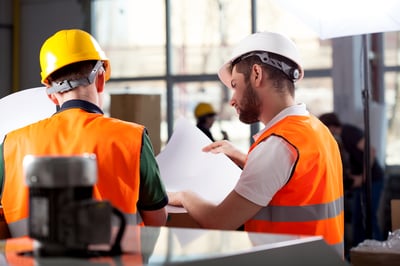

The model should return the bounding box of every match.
[95,71,105,93]
[252,64,263,86]
[47,93,60,105]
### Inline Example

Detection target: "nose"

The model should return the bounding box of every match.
[229,95,235,107]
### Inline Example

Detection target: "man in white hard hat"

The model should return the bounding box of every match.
[168,31,345,257]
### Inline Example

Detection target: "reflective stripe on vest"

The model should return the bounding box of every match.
[332,241,345,258]
[8,218,28,238]
[253,196,343,222]
[112,212,143,226]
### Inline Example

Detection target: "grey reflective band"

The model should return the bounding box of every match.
[233,51,300,81]
[253,196,343,222]
[47,60,104,94]
[332,241,344,256]
[8,218,28,237]
[111,212,143,226]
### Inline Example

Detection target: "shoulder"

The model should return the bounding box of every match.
[101,116,145,132]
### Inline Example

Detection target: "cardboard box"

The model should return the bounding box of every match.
[391,199,400,231]
[110,94,161,154]
[350,200,400,266]
[166,213,200,228]
[350,250,400,266]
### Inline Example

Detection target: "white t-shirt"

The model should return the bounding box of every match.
[234,103,310,207]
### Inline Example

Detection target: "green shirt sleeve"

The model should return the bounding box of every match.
[137,130,168,211]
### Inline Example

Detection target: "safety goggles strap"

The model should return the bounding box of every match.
[232,51,300,81]
[47,60,104,95]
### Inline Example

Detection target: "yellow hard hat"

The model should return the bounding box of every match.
[39,29,111,86]
[194,102,216,118]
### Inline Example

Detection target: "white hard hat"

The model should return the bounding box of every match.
[218,31,304,88]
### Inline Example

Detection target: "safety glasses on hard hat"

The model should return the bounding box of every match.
[47,60,105,95]
[231,51,300,82]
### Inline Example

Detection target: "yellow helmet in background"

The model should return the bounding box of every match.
[194,102,216,119]
[39,29,111,86]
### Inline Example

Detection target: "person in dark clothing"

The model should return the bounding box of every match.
[194,102,228,141]
[319,112,384,252]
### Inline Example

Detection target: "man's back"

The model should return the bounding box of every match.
[1,28,169,238]
[2,101,167,236]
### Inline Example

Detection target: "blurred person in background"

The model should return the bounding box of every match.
[194,102,229,141]
[319,112,384,250]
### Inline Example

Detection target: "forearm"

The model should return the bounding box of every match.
[140,207,168,226]
[178,191,221,229]
[227,150,246,169]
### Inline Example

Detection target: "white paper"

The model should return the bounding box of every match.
[275,0,400,39]
[156,117,242,213]
[0,87,56,142]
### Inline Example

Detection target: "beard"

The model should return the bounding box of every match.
[237,80,261,124]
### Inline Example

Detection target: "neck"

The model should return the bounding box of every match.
[57,85,101,108]
[260,96,295,125]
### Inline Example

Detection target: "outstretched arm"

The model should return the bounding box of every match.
[168,190,261,230]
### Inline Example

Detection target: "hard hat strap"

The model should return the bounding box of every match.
[47,60,104,94]
[232,51,300,82]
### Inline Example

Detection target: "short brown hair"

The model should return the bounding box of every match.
[48,60,97,83]
[234,54,295,96]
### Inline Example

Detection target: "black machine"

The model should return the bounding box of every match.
[23,154,125,257]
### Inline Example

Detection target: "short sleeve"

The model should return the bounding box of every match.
[137,131,168,210]
[234,136,297,206]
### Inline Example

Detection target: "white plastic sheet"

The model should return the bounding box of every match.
[156,118,242,213]
[275,0,400,39]
[0,87,56,142]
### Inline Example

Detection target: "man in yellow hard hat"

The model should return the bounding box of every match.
[194,102,228,141]
[168,31,344,258]
[0,29,168,237]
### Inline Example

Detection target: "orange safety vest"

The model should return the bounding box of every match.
[244,115,344,256]
[2,108,144,237]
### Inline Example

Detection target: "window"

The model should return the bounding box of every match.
[93,0,335,153]
[384,31,400,165]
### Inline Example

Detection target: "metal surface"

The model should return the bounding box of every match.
[24,154,97,188]
[0,225,349,266]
